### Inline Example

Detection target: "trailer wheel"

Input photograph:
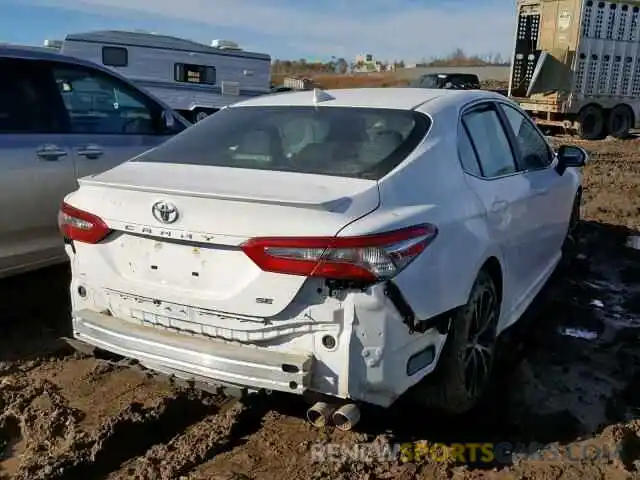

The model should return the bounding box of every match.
[577,105,606,140]
[607,105,634,139]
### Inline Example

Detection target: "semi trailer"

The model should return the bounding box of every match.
[509,0,640,139]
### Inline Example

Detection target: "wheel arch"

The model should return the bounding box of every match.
[578,102,603,112]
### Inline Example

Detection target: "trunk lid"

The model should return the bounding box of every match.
[72,161,380,317]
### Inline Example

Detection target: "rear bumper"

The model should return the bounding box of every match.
[72,309,314,394]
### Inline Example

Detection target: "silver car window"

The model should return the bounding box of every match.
[51,64,161,135]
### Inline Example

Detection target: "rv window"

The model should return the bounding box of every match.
[102,47,128,67]
[174,63,216,85]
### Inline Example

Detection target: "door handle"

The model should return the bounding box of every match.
[490,200,508,213]
[77,145,104,159]
[533,188,549,197]
[36,144,67,161]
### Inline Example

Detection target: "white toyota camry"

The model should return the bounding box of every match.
[59,88,587,429]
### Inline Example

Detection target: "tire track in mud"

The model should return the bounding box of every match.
[106,400,251,480]
[48,391,220,480]
[0,375,84,480]
[0,357,225,480]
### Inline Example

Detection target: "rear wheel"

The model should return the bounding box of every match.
[415,269,500,414]
[607,105,634,139]
[577,105,606,140]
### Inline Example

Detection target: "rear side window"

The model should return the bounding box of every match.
[462,106,516,178]
[457,125,482,176]
[102,47,128,67]
[135,106,431,179]
[0,59,62,133]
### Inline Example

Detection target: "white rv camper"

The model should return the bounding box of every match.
[56,30,271,122]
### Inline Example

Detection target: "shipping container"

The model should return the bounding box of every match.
[509,0,640,139]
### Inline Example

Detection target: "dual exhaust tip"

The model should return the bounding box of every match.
[306,402,360,431]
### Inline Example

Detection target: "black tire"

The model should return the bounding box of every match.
[414,269,500,414]
[561,190,582,265]
[577,105,606,140]
[194,110,210,122]
[607,105,634,139]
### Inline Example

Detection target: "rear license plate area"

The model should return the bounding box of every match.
[128,238,211,285]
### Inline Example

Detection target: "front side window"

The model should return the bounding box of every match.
[174,63,216,85]
[135,106,431,180]
[499,103,552,170]
[462,105,517,178]
[52,64,162,135]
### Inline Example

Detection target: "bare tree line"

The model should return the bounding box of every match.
[271,49,509,76]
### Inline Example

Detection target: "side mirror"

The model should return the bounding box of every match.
[556,145,589,175]
[161,110,176,130]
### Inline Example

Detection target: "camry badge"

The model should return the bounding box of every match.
[152,200,179,224]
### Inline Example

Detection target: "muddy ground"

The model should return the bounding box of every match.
[1,137,640,479]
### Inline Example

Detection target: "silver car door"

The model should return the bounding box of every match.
[0,58,76,277]
[49,61,180,181]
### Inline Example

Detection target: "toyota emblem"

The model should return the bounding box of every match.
[152,200,179,224]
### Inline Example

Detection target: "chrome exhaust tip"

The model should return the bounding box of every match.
[331,403,361,431]
[306,401,336,428]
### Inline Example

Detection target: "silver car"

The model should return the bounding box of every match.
[0,45,189,279]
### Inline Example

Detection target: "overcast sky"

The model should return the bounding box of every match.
[2,0,516,61]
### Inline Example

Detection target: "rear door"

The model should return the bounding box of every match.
[497,101,575,267]
[0,57,76,275]
[457,102,541,310]
[49,61,180,181]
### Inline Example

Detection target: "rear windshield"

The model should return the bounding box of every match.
[135,106,431,180]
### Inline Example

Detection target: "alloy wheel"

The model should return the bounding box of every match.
[463,281,498,398]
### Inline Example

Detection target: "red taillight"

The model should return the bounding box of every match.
[58,202,112,244]
[241,224,438,282]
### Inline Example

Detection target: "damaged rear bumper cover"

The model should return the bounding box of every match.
[72,309,314,394]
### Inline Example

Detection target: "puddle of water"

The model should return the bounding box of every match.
[560,327,599,341]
